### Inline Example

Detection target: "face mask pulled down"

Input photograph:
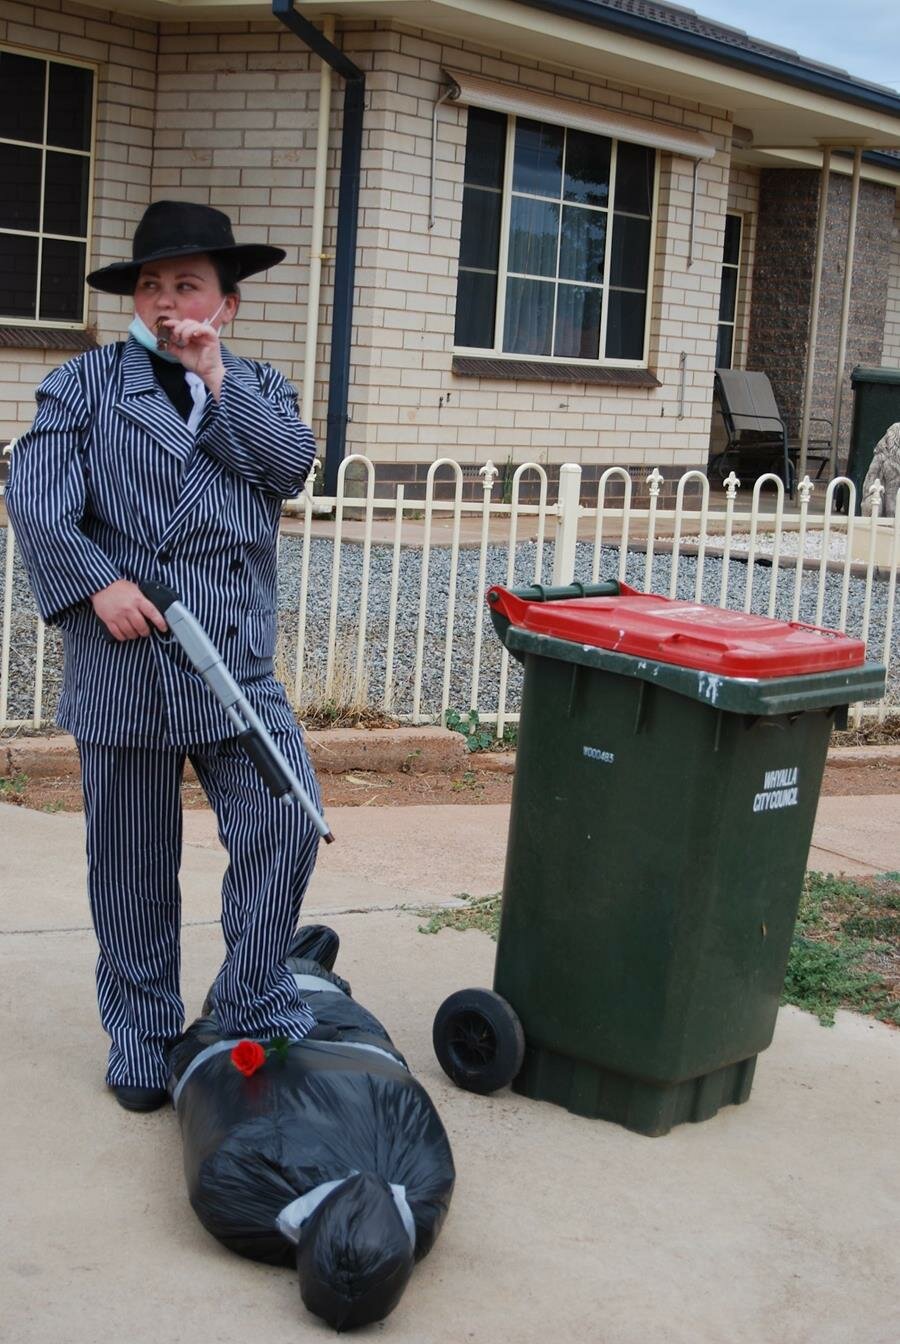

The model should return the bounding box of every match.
[129,298,229,364]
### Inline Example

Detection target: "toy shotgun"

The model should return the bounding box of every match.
[139,581,333,844]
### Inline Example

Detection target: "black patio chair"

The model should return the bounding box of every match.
[710,370,831,498]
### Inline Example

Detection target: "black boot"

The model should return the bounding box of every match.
[110,1083,169,1112]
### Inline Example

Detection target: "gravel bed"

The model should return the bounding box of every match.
[3,534,898,728]
[680,527,897,562]
[680,530,850,561]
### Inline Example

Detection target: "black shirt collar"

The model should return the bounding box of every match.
[148,351,194,422]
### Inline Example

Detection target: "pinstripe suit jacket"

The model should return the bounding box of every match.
[6,337,315,747]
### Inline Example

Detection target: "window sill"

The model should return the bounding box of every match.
[451,356,660,387]
[0,326,100,352]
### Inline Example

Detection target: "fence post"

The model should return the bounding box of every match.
[552,462,582,584]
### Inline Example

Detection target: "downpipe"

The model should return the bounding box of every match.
[273,0,365,498]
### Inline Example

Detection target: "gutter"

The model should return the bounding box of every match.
[517,0,900,122]
[861,150,900,177]
[272,0,364,495]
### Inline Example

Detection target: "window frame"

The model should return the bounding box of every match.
[716,211,743,370]
[0,43,98,330]
[454,110,660,369]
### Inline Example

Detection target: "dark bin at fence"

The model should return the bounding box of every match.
[847,366,900,513]
[486,582,884,1137]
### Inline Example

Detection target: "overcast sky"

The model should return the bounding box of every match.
[688,0,900,93]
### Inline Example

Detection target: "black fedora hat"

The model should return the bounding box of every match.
[86,199,286,295]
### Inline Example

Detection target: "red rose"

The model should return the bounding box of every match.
[231,1039,266,1077]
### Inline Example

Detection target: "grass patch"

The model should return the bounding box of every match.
[781,871,900,1027]
[419,893,502,939]
[445,709,518,753]
[0,772,27,801]
[299,703,399,731]
[419,874,900,1031]
[277,625,401,731]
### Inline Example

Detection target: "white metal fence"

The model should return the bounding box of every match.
[2,457,898,735]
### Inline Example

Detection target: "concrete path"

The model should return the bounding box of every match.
[182,791,900,893]
[808,793,900,875]
[2,803,899,1344]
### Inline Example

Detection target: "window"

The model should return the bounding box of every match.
[455,107,656,364]
[0,48,95,327]
[715,213,742,368]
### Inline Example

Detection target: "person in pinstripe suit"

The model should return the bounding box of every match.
[7,201,323,1112]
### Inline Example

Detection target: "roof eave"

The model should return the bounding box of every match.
[517,0,900,121]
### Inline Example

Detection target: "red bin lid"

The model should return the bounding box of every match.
[487,585,867,678]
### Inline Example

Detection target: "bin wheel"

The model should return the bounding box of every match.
[433,989,525,1095]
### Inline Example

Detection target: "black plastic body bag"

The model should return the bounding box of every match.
[167,926,455,1330]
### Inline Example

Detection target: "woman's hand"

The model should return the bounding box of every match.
[157,317,226,400]
[90,580,168,641]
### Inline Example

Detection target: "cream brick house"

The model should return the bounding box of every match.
[1,0,900,499]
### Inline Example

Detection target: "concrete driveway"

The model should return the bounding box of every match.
[2,803,898,1344]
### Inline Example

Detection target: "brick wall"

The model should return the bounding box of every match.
[815,174,894,449]
[0,1,156,439]
[747,167,895,457]
[2,6,896,489]
[746,168,818,438]
[342,22,733,484]
[88,14,735,484]
[152,19,322,396]
[1,7,736,484]
[883,197,900,368]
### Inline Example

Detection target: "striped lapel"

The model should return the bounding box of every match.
[115,338,194,462]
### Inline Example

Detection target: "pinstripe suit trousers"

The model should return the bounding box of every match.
[79,726,321,1089]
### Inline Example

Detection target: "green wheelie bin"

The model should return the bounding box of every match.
[843,366,900,514]
[432,582,884,1136]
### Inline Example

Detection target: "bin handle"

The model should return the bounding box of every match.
[486,580,628,625]
[486,587,531,628]
[486,581,632,662]
[656,632,730,666]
